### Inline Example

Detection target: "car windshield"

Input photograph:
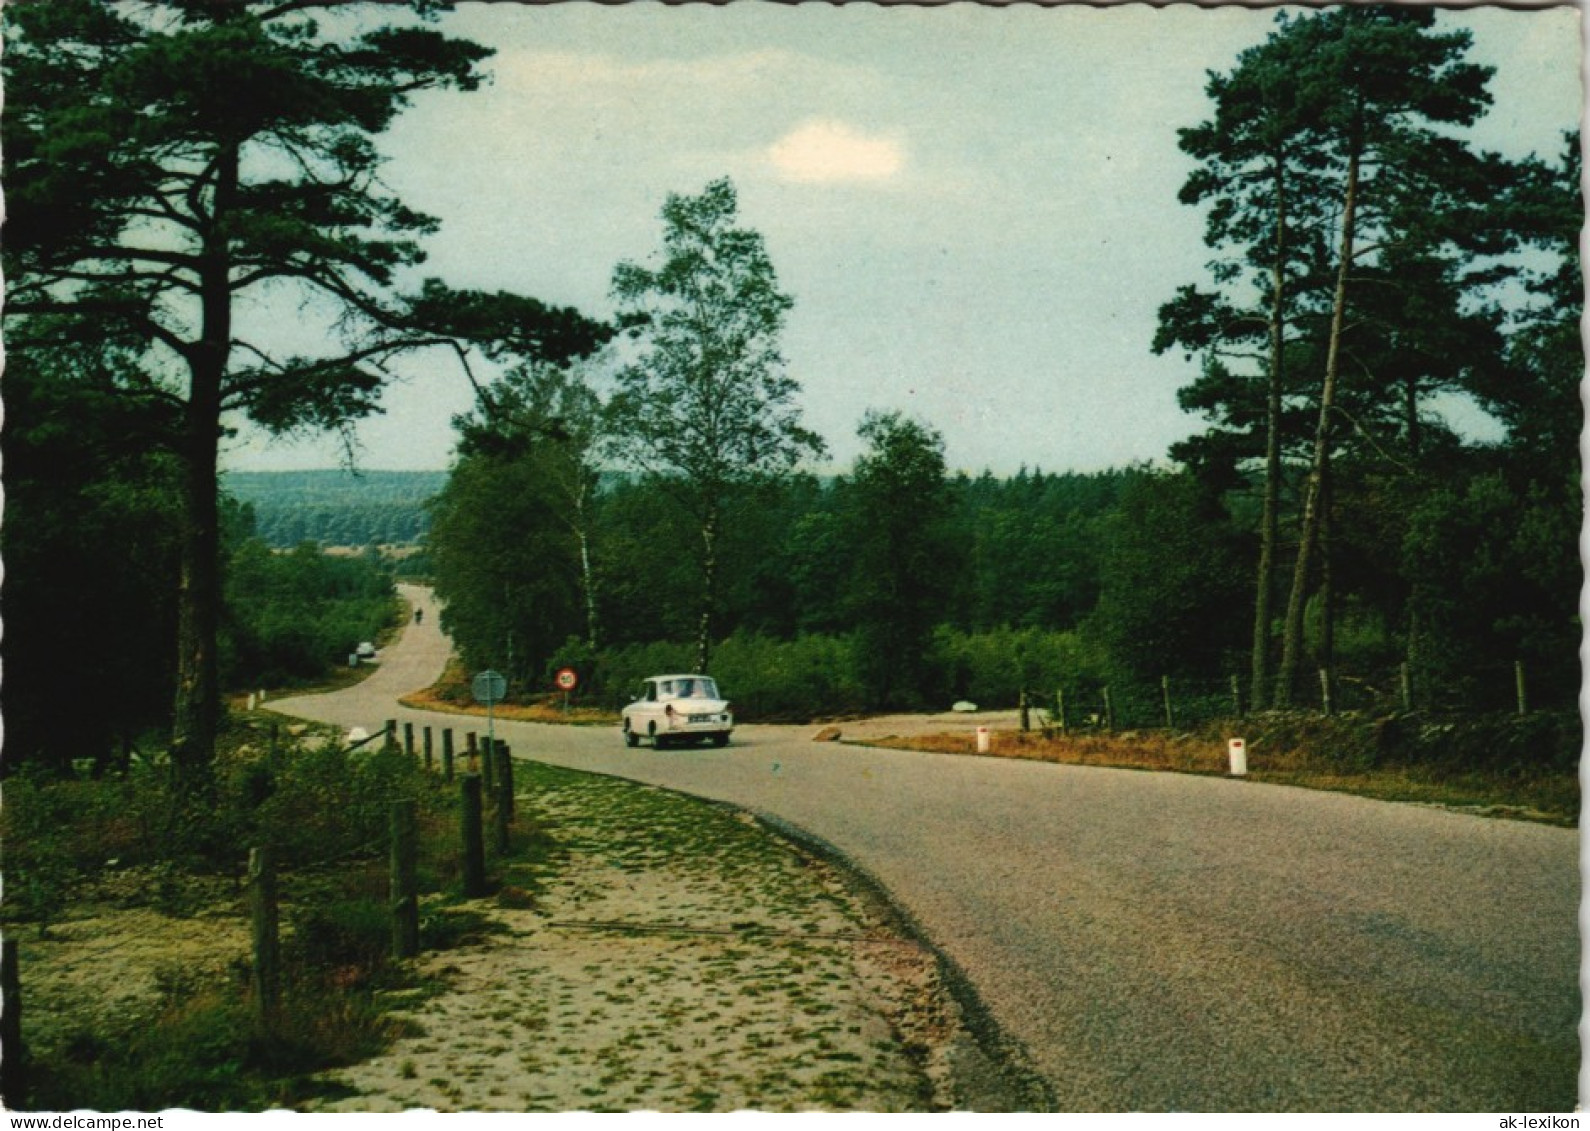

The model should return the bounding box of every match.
[665,678,718,699]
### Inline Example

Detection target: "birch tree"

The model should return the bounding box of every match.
[607,178,826,672]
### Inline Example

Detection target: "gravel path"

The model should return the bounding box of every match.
[272,586,1582,1112]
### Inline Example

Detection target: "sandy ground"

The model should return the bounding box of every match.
[14,585,998,1112]
[17,768,976,1113]
[809,710,1024,743]
[306,782,966,1112]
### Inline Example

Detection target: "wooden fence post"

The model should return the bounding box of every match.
[2,938,25,1109]
[384,719,398,754]
[493,791,510,855]
[1055,688,1068,735]
[403,721,415,759]
[1019,690,1030,733]
[466,731,478,770]
[248,847,280,1024]
[460,774,487,898]
[497,743,515,823]
[442,728,455,782]
[1161,676,1175,729]
[423,726,434,773]
[1319,668,1334,716]
[491,745,511,855]
[1102,687,1115,732]
[390,800,419,959]
[481,737,496,794]
[1515,660,1529,716]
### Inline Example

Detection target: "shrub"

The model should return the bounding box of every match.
[287,898,393,984]
[244,740,430,868]
[592,640,695,708]
[707,632,866,721]
[30,973,392,1111]
[932,626,1105,708]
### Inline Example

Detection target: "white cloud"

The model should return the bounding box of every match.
[767,120,905,184]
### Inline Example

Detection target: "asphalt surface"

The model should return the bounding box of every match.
[270,585,1583,1112]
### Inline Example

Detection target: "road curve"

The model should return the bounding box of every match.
[270,586,1582,1112]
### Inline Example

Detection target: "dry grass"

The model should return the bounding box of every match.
[869,729,1229,772]
[862,728,1578,827]
[397,660,618,727]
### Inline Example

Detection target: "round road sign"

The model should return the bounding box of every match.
[471,669,507,705]
[555,667,579,691]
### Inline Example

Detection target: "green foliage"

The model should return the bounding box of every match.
[592,640,698,708]
[1157,4,1576,712]
[0,343,184,771]
[845,412,960,710]
[428,443,586,685]
[607,178,824,491]
[1087,470,1250,683]
[223,470,446,549]
[30,964,396,1112]
[1403,472,1581,709]
[589,627,1113,721]
[287,899,393,982]
[10,720,494,1110]
[247,742,432,869]
[224,541,400,688]
[704,633,867,721]
[950,469,1124,632]
[932,626,1104,709]
[3,0,607,771]
[607,177,826,669]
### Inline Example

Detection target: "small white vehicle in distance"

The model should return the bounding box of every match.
[622,674,733,749]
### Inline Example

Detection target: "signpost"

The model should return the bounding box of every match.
[554,667,578,713]
[472,669,507,760]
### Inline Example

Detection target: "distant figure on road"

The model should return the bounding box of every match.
[414,607,424,625]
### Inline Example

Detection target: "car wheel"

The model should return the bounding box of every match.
[623,721,639,748]
[710,733,729,748]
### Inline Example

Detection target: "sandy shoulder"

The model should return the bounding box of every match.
[303,773,969,1113]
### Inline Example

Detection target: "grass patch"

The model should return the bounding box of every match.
[865,710,1579,826]
[3,715,537,1112]
[29,968,398,1112]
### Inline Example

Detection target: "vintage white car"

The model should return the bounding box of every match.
[622,674,734,749]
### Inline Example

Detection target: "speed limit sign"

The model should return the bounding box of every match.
[555,667,579,692]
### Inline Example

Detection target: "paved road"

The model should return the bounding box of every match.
[271,586,1582,1111]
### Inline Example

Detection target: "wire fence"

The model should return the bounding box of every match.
[1033,657,1577,733]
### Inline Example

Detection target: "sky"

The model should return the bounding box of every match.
[222,0,1586,479]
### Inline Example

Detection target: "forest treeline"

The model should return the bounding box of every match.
[2,4,1579,777]
[428,7,1581,722]
[225,470,445,549]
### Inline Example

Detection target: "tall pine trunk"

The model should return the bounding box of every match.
[1278,138,1360,706]
[171,395,223,783]
[1251,156,1289,712]
[171,141,238,781]
[1402,374,1423,685]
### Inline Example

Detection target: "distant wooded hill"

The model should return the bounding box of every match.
[224,469,446,548]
